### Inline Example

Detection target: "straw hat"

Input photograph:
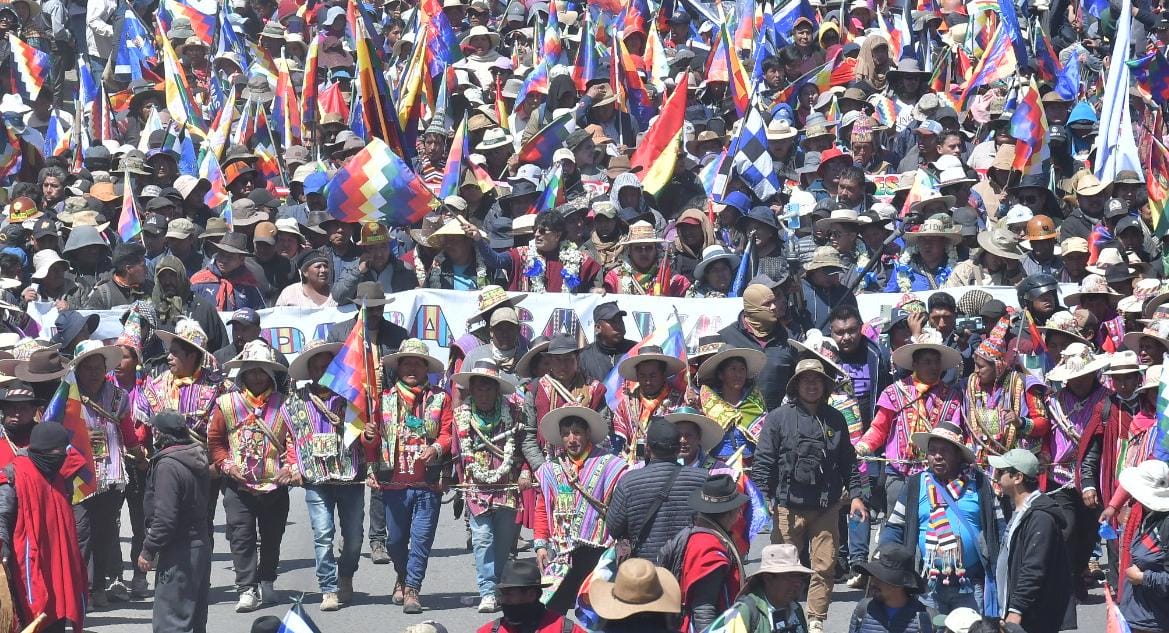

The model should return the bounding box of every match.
[695,345,766,385]
[905,212,961,244]
[1046,342,1110,381]
[452,359,517,395]
[1039,309,1098,347]
[427,217,484,247]
[288,341,343,382]
[813,208,863,233]
[663,406,723,453]
[911,420,976,463]
[382,338,444,374]
[539,406,608,447]
[622,220,665,246]
[617,344,686,380]
[1118,460,1169,513]
[589,558,681,621]
[468,285,527,328]
[891,327,963,371]
[1064,274,1122,306]
[223,340,285,375]
[155,318,213,358]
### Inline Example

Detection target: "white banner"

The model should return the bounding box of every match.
[28,284,1076,362]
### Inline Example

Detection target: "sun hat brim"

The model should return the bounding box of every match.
[663,411,724,453]
[452,370,517,395]
[617,353,686,380]
[695,347,766,385]
[288,342,344,382]
[538,405,608,447]
[910,429,976,464]
[155,330,213,359]
[890,342,963,372]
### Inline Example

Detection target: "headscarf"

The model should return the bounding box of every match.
[743,284,778,337]
[152,255,191,325]
[854,34,891,90]
[672,208,716,258]
[27,422,70,479]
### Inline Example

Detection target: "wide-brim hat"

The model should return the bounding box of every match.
[1047,343,1111,381]
[814,208,863,233]
[891,340,962,372]
[887,58,930,79]
[695,346,766,385]
[853,548,928,594]
[746,544,814,585]
[452,360,517,395]
[1118,459,1169,513]
[906,194,958,222]
[351,281,397,307]
[461,25,501,48]
[128,85,165,114]
[1123,322,1169,356]
[71,344,123,371]
[976,228,1023,260]
[784,358,835,397]
[687,474,749,514]
[663,409,724,453]
[496,559,552,589]
[693,246,740,281]
[539,405,608,447]
[469,286,527,326]
[1064,276,1123,306]
[621,220,665,246]
[223,347,286,374]
[514,338,551,379]
[617,345,686,380]
[911,421,976,463]
[789,332,844,377]
[288,342,343,382]
[155,329,213,359]
[13,349,71,382]
[589,558,681,621]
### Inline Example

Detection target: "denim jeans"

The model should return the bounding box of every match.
[304,484,366,593]
[845,510,871,565]
[383,488,440,591]
[921,578,983,616]
[468,507,519,598]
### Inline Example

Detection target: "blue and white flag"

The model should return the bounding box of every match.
[114,7,157,81]
[1094,0,1142,181]
[278,602,322,633]
[728,106,780,201]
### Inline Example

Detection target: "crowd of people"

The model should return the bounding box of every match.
[0,0,1168,631]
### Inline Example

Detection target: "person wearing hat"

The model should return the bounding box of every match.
[61,224,112,296]
[520,332,607,466]
[962,316,1050,467]
[711,544,814,633]
[0,379,43,467]
[992,449,1073,633]
[325,281,409,359]
[331,221,419,305]
[694,339,768,465]
[780,15,827,77]
[603,221,691,297]
[1110,460,1169,629]
[84,241,150,310]
[460,299,531,387]
[752,358,865,631]
[587,557,679,633]
[283,340,365,612]
[141,254,229,369]
[580,199,627,276]
[610,343,688,460]
[207,340,297,611]
[885,212,962,292]
[23,248,87,308]
[686,245,741,298]
[419,217,507,290]
[134,410,211,633]
[848,544,933,633]
[53,340,144,609]
[880,419,1003,614]
[475,558,587,633]
[532,407,628,611]
[0,422,87,633]
[189,231,266,310]
[799,246,857,331]
[578,300,637,382]
[362,338,454,613]
[718,279,800,410]
[450,359,526,613]
[475,210,603,293]
[212,309,290,380]
[858,327,963,510]
[1065,273,1127,352]
[945,224,1025,288]
[137,314,224,439]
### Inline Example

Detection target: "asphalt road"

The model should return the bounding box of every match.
[87,487,1110,633]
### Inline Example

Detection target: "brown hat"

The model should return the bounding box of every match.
[588,558,680,621]
[357,222,390,246]
[253,221,277,245]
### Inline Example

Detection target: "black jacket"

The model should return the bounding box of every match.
[327,317,409,360]
[1003,493,1073,633]
[752,400,862,510]
[85,276,152,310]
[143,443,211,556]
[800,280,857,333]
[718,314,796,411]
[606,461,708,562]
[578,338,637,383]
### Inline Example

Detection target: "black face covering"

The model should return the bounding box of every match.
[2,422,34,446]
[500,602,544,626]
[27,423,70,479]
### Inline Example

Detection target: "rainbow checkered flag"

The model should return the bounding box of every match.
[1155,364,1169,461]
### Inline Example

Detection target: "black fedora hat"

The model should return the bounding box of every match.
[689,474,748,514]
[736,206,781,234]
[215,231,252,255]
[854,544,926,593]
[496,558,551,589]
[544,332,582,356]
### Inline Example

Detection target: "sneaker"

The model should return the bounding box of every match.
[392,580,405,606]
[403,587,422,614]
[130,573,150,599]
[370,541,390,565]
[808,619,825,633]
[106,579,130,602]
[846,573,866,589]
[260,580,280,605]
[320,592,341,612]
[338,577,354,604]
[478,595,498,613]
[236,587,262,613]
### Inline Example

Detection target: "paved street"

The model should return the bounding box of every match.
[89,487,1109,632]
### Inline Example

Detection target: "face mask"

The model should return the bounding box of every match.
[3,422,34,445]
[501,602,544,625]
[28,450,66,479]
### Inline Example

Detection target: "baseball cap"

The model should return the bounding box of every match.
[31,217,57,239]
[1060,237,1089,255]
[253,221,277,245]
[30,249,68,280]
[142,214,168,235]
[594,301,627,322]
[979,299,1007,322]
[1116,215,1144,234]
[646,418,680,453]
[592,201,617,218]
[988,448,1040,477]
[914,120,944,136]
[229,308,261,327]
[489,307,520,326]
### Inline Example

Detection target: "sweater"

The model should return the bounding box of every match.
[605,461,707,562]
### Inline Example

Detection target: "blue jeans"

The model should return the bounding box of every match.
[383,488,440,591]
[304,484,366,593]
[921,578,983,616]
[846,511,871,565]
[469,507,520,598]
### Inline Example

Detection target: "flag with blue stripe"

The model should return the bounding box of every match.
[114,6,157,81]
[278,601,322,633]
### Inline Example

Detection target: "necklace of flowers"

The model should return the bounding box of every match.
[618,256,661,295]
[895,249,955,293]
[456,401,517,484]
[522,240,583,293]
[416,249,489,289]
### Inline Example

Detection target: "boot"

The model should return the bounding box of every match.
[338,577,354,604]
[320,592,341,612]
[106,579,130,602]
[370,541,390,565]
[130,572,150,599]
[392,579,405,606]
[403,587,422,614]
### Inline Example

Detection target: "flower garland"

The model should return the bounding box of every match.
[414,250,489,289]
[456,402,517,484]
[617,256,661,295]
[894,246,957,293]
[522,240,583,293]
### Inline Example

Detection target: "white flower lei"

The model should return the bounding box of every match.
[456,402,517,484]
[523,240,583,293]
[415,250,489,289]
[895,244,958,293]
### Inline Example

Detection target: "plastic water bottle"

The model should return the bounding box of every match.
[1099,522,1119,541]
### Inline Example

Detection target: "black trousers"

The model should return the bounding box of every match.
[222,483,289,589]
[152,540,211,633]
[369,487,386,545]
[1049,487,1099,577]
[75,488,125,591]
[120,465,148,579]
